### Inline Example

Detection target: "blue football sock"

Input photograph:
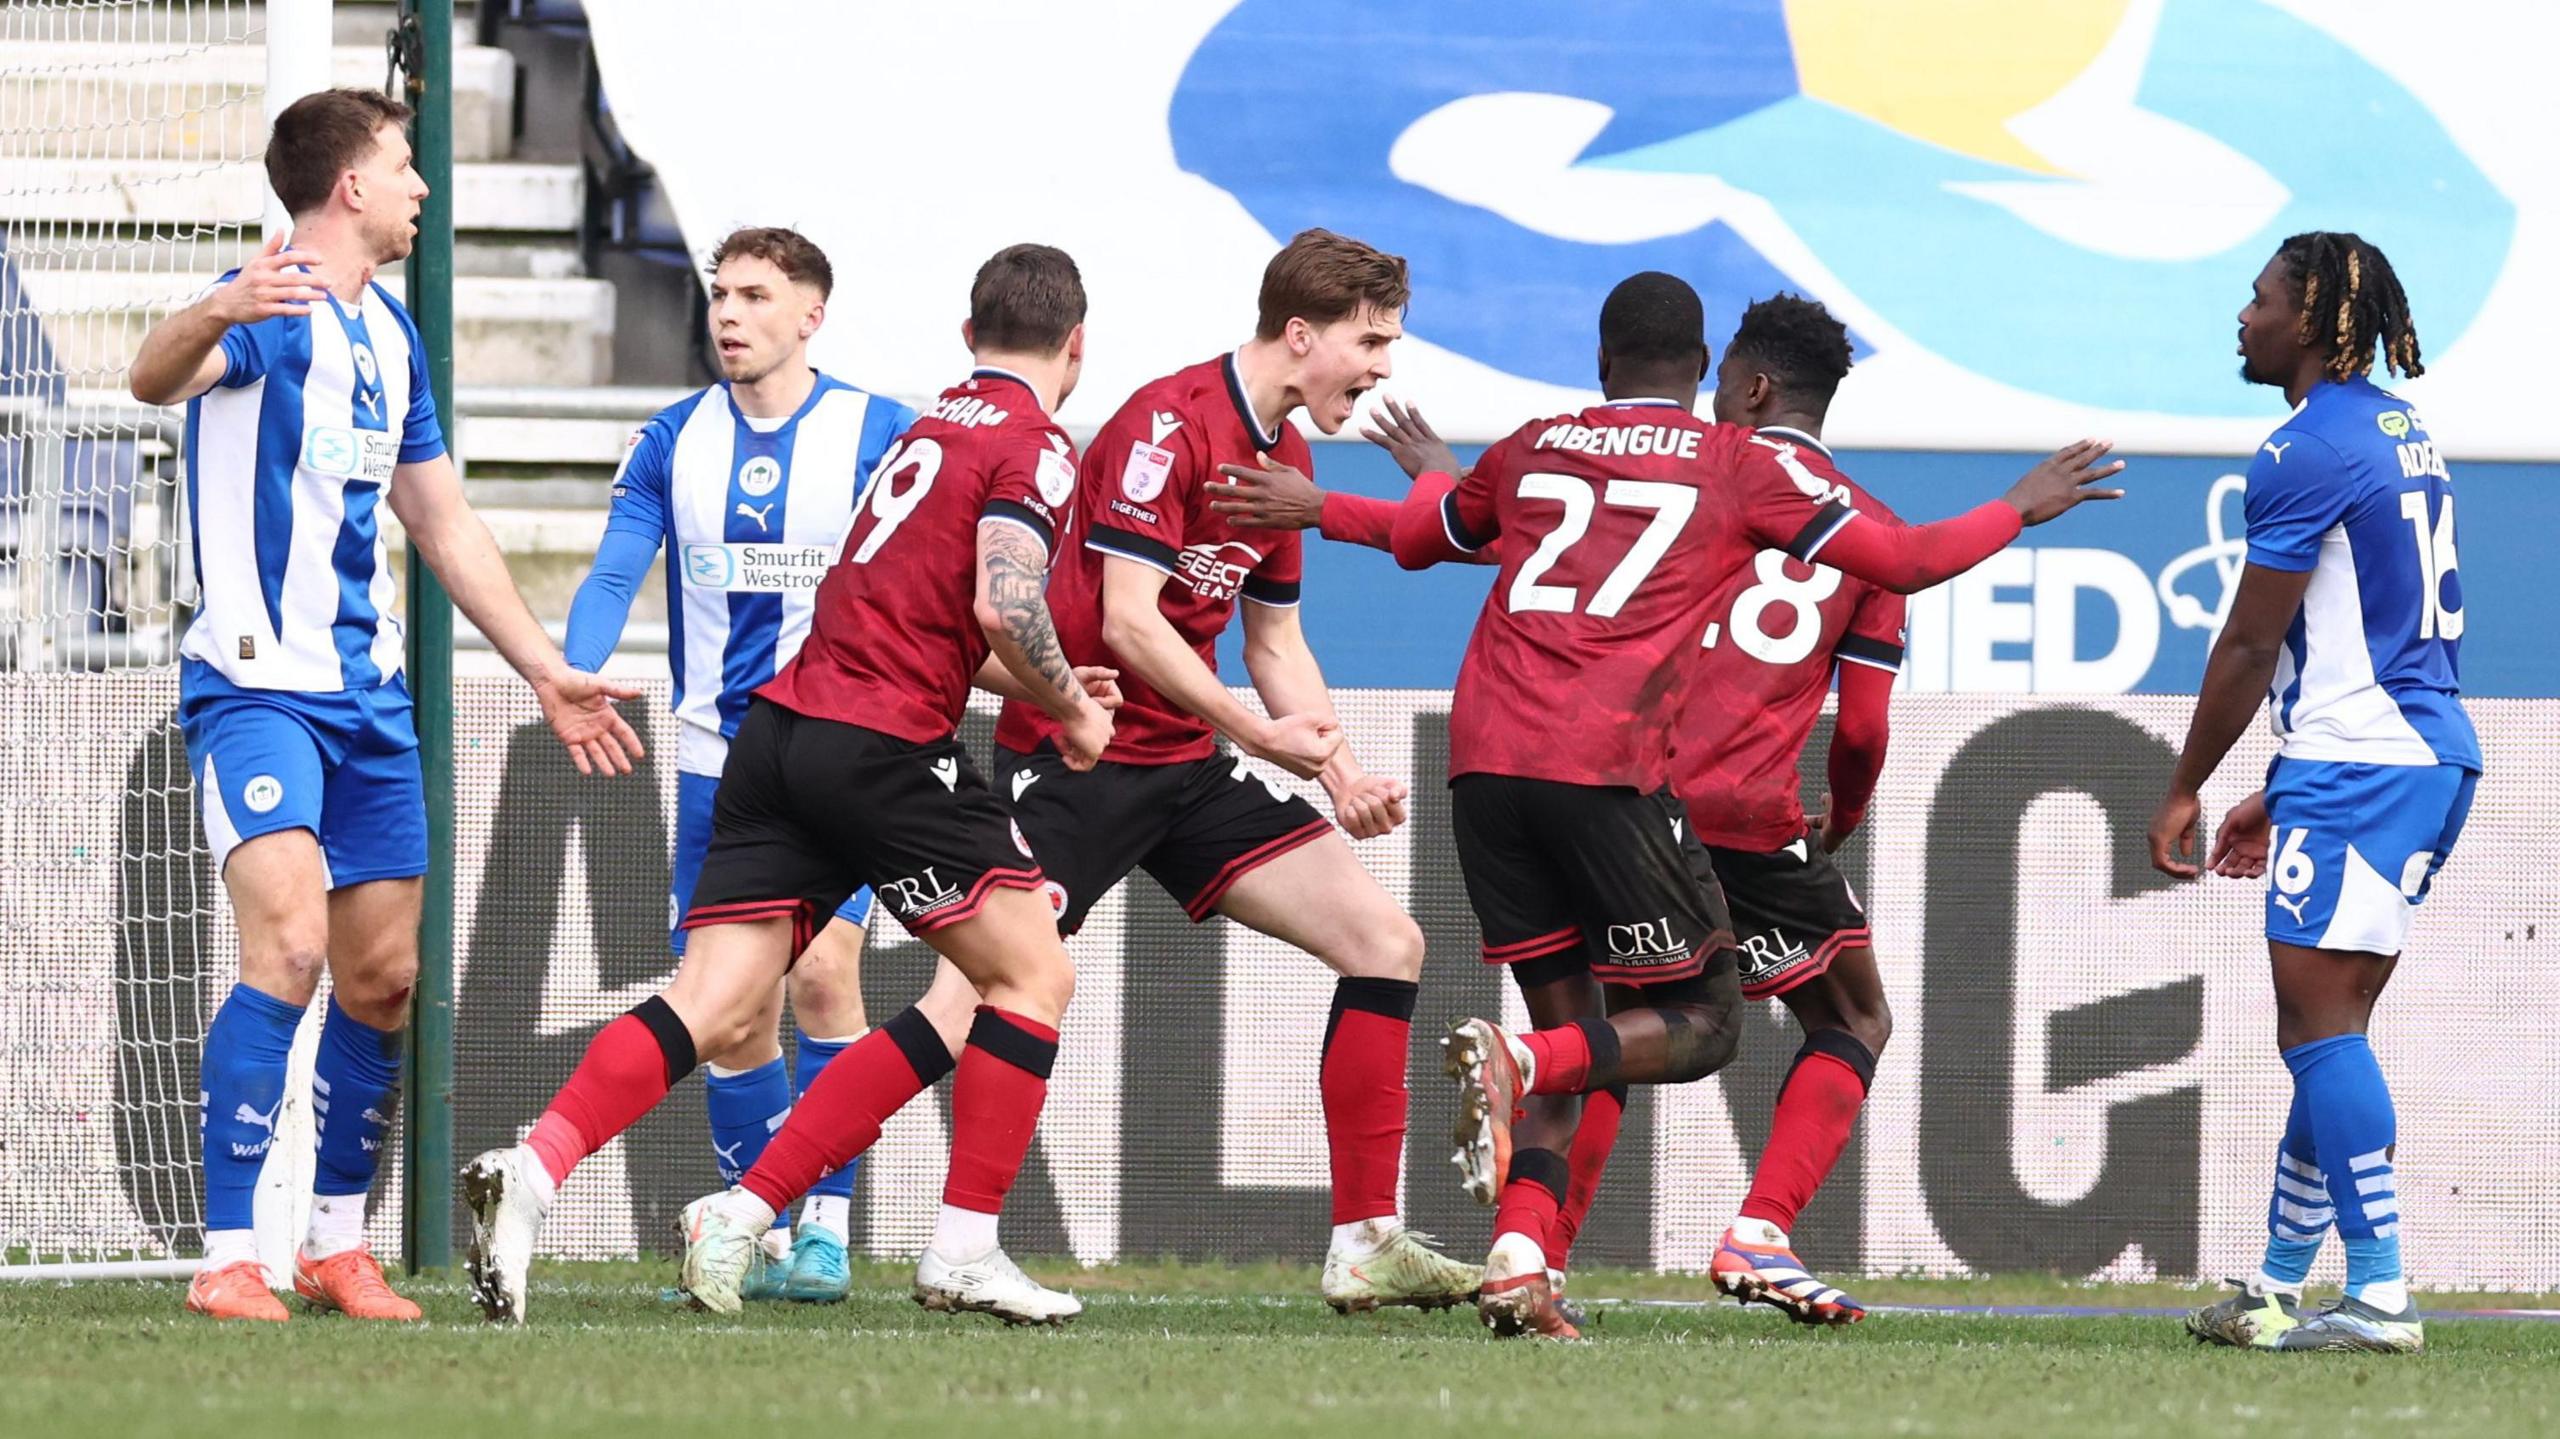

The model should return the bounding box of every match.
[2284,1034,2401,1303]
[704,1056,792,1230]
[199,983,303,1233]
[2259,1084,2329,1290]
[311,996,404,1199]
[795,1031,861,1212]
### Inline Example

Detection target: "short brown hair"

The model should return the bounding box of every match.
[969,244,1086,354]
[1254,229,1409,340]
[707,226,833,299]
[267,88,413,217]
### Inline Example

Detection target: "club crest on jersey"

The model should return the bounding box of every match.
[242,774,284,814]
[1123,440,1175,503]
[1177,540,1261,600]
[738,456,783,497]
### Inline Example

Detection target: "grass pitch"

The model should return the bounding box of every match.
[6,1260,2558,1437]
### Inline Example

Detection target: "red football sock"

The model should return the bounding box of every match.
[942,1007,1059,1214]
[1547,1084,1625,1270]
[1494,1148,1568,1255]
[1523,1024,1592,1095]
[1321,978,1416,1225]
[1739,1049,1870,1233]
[527,1006,691,1185]
[744,1009,953,1212]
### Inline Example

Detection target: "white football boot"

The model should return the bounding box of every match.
[677,1189,775,1316]
[460,1145,551,1325]
[914,1245,1082,1326]
[1321,1219,1481,1313]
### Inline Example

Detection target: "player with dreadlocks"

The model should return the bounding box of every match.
[2151,232,2473,1355]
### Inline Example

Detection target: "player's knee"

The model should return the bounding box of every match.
[1843,996,1893,1057]
[1336,912,1424,982]
[239,931,329,1004]
[978,948,1075,1028]
[1656,1001,1741,1084]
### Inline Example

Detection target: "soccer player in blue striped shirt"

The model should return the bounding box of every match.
[128,88,642,1322]
[2152,232,2478,1355]
[563,226,976,1301]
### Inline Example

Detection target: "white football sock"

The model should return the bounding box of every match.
[1730,1216,1791,1249]
[202,1228,259,1271]
[2249,1268,2305,1299]
[931,1203,999,1263]
[1331,1217,1401,1255]
[804,1195,851,1242]
[714,1187,779,1232]
[2352,1277,2411,1314]
[303,1192,367,1258]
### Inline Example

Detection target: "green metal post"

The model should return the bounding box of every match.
[400,0,457,1275]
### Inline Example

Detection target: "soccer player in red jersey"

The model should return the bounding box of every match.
[986,230,1482,1312]
[1645,295,1907,1326]
[1220,272,2123,1337]
[461,245,1118,1326]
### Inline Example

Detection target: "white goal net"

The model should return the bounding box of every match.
[0,0,350,1280]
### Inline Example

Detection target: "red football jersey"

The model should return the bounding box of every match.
[1674,428,1907,848]
[760,368,1078,742]
[1436,401,1852,790]
[994,354,1308,764]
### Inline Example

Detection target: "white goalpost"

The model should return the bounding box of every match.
[0,0,339,1284]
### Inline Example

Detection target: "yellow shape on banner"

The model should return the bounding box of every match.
[1782,0,2131,174]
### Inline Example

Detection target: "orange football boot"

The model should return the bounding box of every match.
[185,1259,289,1322]
[294,1245,424,1320]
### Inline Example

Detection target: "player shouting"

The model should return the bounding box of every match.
[2154,233,2475,1356]
[467,244,1113,1327]
[984,229,1481,1312]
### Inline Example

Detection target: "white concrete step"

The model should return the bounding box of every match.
[0,158,578,232]
[0,42,517,163]
[12,269,615,388]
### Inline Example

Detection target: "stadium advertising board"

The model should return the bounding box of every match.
[14,680,2552,1289]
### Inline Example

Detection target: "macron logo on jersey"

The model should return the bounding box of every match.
[2261,440,2291,464]
[1150,410,1183,445]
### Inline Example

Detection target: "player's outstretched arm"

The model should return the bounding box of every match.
[2148,562,2312,877]
[1097,555,1340,779]
[1804,441,2125,594]
[129,232,325,405]
[975,517,1112,770]
[1241,599,1405,838]
[389,453,643,776]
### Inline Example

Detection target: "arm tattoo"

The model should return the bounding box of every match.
[984,522,1084,707]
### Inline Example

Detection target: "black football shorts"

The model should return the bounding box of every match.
[1451,774,1735,986]
[684,698,1044,957]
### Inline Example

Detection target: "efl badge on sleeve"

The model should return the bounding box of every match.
[1122,440,1174,503]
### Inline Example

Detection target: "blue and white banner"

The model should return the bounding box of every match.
[589,1,2553,458]
[1282,443,2560,695]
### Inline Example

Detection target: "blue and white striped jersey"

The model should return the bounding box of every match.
[179,275,443,693]
[565,374,915,775]
[2243,375,2480,771]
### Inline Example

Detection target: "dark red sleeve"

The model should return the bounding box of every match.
[1322,489,1496,565]
[1728,439,2022,594]
[1807,501,2022,593]
[1318,491,1396,551]
[1825,656,1894,831]
[1389,471,1480,569]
